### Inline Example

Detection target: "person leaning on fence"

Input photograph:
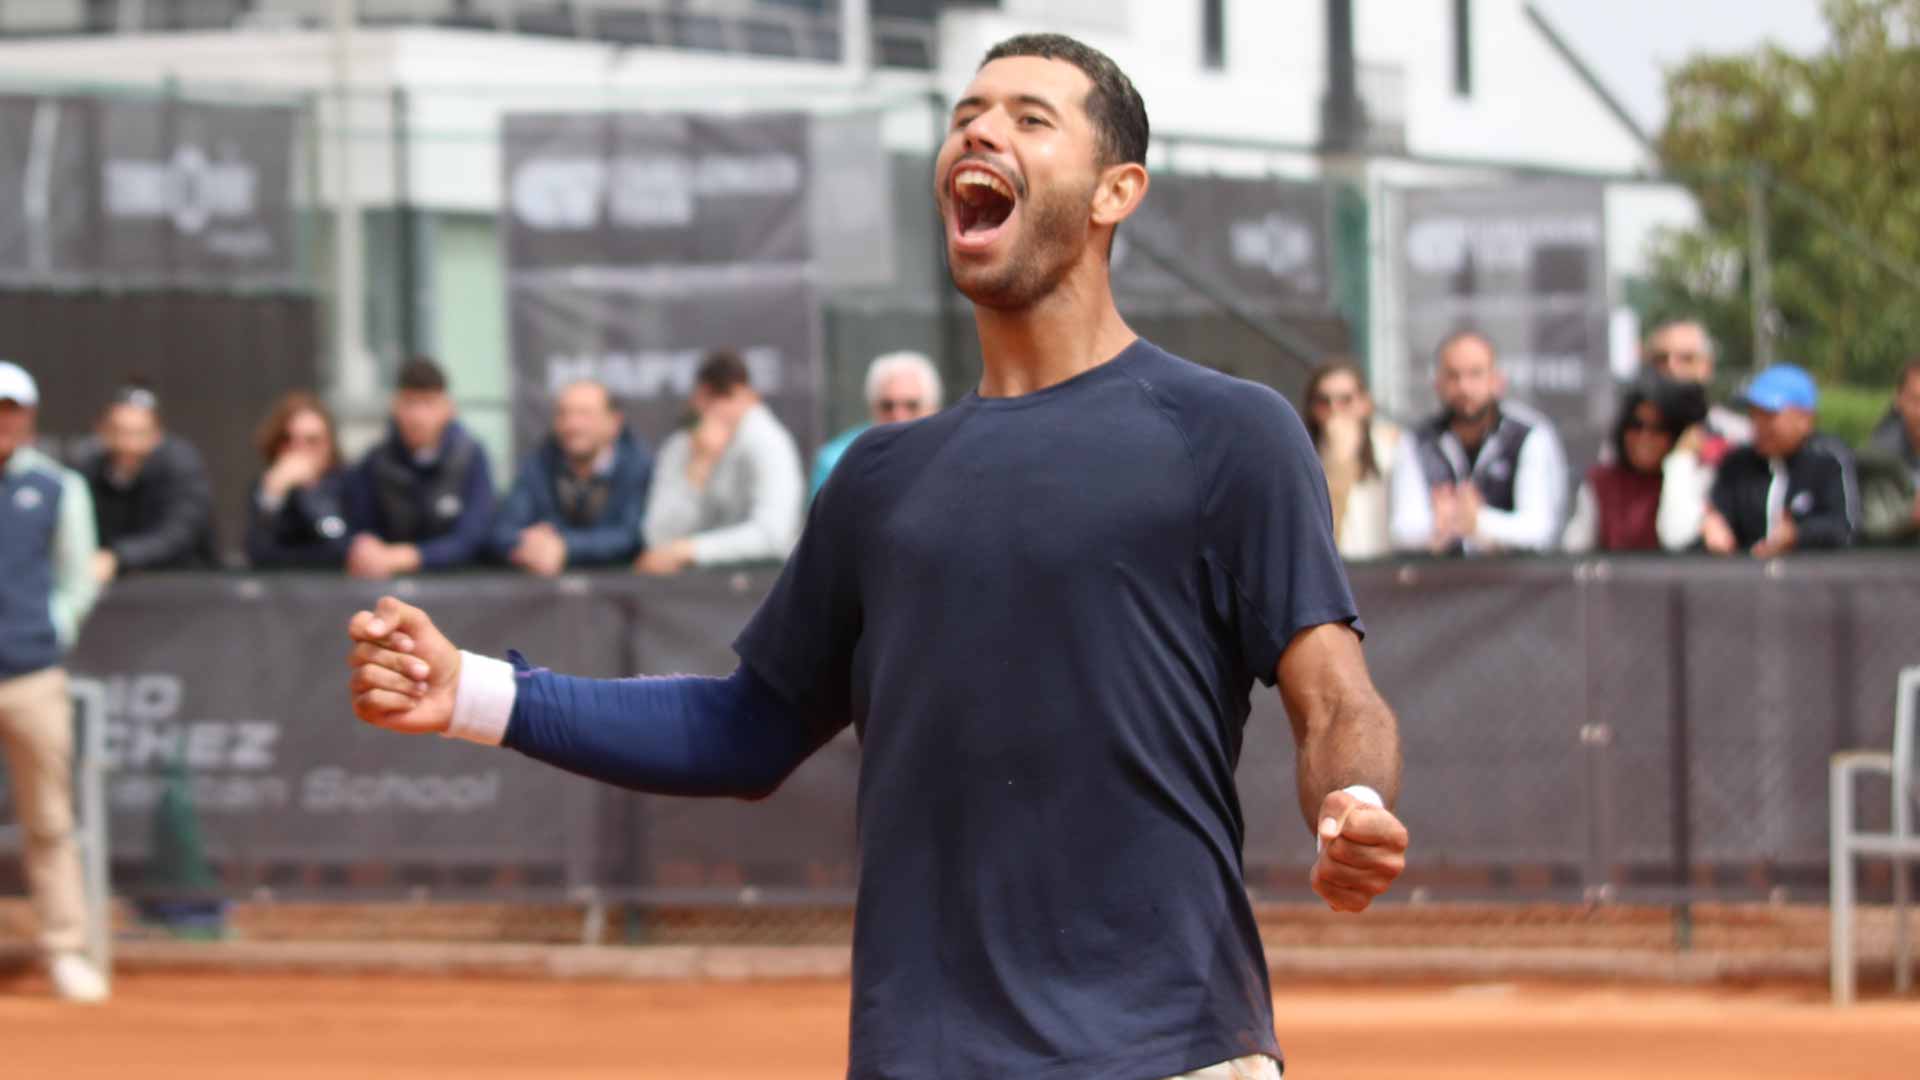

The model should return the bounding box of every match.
[636,350,804,576]
[245,391,353,569]
[1643,317,1753,445]
[491,380,654,576]
[1388,330,1569,555]
[1854,356,1920,545]
[1562,375,1711,553]
[0,362,108,1002]
[73,380,218,583]
[342,357,498,579]
[1702,363,1859,557]
[1302,358,1400,561]
[810,351,944,498]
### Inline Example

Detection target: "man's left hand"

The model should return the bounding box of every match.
[512,523,567,577]
[1752,513,1798,558]
[634,538,696,577]
[91,549,118,585]
[1309,789,1409,914]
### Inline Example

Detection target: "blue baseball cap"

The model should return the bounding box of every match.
[1740,363,1818,413]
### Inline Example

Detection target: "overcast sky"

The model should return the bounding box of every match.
[1530,0,1829,134]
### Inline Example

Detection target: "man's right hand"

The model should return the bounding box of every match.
[347,596,461,735]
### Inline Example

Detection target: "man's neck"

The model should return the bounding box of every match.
[1449,410,1497,454]
[972,263,1137,398]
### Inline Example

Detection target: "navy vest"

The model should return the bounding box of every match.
[0,452,67,678]
[1411,408,1535,513]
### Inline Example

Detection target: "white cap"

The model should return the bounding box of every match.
[0,361,37,407]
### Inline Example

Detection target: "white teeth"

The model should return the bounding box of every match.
[956,170,1013,201]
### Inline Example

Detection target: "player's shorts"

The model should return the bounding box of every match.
[1164,1054,1282,1080]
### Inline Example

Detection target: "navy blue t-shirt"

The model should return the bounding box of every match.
[735,339,1359,1080]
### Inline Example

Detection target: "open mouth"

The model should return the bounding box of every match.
[950,164,1017,247]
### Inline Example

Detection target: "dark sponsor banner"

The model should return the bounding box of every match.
[1397,183,1611,467]
[502,109,820,461]
[1112,173,1331,314]
[504,111,809,272]
[68,576,616,868]
[58,560,1920,898]
[0,94,298,288]
[508,267,821,463]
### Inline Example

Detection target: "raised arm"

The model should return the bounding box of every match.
[1277,621,1407,913]
[346,597,839,800]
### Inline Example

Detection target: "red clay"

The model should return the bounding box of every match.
[0,972,1913,1078]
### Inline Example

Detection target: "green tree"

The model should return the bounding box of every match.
[1647,0,1920,388]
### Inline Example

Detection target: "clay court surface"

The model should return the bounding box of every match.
[0,972,1914,1078]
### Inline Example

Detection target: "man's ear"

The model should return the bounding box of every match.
[1091,162,1149,229]
[1492,369,1509,399]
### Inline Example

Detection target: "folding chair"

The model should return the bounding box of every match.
[1829,665,1918,1004]
[0,675,111,977]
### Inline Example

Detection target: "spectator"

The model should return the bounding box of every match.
[0,361,108,1001]
[1302,359,1400,560]
[492,380,653,576]
[1642,318,1753,444]
[343,358,496,579]
[1853,358,1920,544]
[1562,376,1710,553]
[245,392,352,569]
[811,351,944,497]
[1702,363,1858,556]
[1389,331,1568,555]
[638,350,804,575]
[75,382,217,583]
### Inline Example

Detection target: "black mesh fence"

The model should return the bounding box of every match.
[15,556,1912,916]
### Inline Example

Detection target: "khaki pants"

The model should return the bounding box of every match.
[1167,1055,1282,1079]
[0,667,86,954]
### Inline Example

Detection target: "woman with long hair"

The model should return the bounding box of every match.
[246,391,353,568]
[1302,359,1400,560]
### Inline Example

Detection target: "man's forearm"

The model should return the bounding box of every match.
[455,654,837,800]
[1293,684,1402,830]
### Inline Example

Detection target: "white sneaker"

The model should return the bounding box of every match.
[48,952,109,1003]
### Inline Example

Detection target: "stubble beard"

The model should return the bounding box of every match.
[948,183,1090,312]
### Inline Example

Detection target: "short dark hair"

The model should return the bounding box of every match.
[981,33,1149,167]
[109,376,160,416]
[695,350,751,396]
[397,356,448,393]
[1435,328,1497,364]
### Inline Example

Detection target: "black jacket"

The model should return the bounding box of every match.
[1709,435,1859,550]
[245,468,353,569]
[77,434,218,570]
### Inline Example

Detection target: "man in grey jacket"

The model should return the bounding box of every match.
[637,351,804,575]
[0,361,107,1001]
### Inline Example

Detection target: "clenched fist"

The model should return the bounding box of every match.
[1309,788,1409,913]
[346,596,462,735]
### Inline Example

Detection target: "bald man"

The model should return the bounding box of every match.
[491,381,654,576]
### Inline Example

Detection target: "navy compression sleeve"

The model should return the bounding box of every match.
[499,654,835,800]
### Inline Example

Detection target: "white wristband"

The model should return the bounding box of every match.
[1317,784,1387,853]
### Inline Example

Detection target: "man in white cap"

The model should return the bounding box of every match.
[0,360,108,1001]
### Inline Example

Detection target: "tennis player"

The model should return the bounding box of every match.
[349,33,1407,1080]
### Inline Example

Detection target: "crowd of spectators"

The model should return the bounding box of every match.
[6,317,1912,591]
[10,349,839,587]
[1306,317,1894,559]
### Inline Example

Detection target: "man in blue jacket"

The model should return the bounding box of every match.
[492,380,653,575]
[344,358,497,579]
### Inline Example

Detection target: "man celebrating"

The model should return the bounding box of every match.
[349,34,1406,1080]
